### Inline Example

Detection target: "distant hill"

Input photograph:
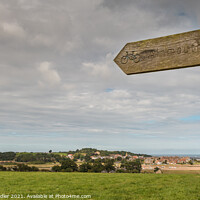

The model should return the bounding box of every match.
[59,148,152,157]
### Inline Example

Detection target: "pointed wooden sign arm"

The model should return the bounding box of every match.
[114,29,200,75]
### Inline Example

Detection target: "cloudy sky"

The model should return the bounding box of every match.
[0,0,200,154]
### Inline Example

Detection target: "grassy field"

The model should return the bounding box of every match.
[162,170,200,174]
[0,172,200,200]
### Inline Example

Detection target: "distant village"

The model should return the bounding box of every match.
[66,150,192,165]
[65,151,195,173]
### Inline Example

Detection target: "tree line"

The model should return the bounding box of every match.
[0,152,62,163]
[0,157,142,173]
[0,152,16,161]
[52,158,142,173]
[0,164,39,172]
[0,158,141,173]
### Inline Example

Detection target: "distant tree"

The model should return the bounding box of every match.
[121,159,142,173]
[74,153,81,160]
[94,158,102,163]
[91,162,104,173]
[16,153,36,162]
[15,164,39,172]
[17,164,31,171]
[162,160,168,164]
[116,157,122,161]
[0,165,7,171]
[52,165,61,172]
[60,158,78,172]
[54,154,62,162]
[49,150,52,154]
[116,169,126,173]
[78,148,97,154]
[84,154,92,162]
[188,160,193,165]
[154,167,160,173]
[12,166,18,171]
[79,163,92,172]
[121,159,126,164]
[30,166,39,171]
[80,154,85,161]
[100,151,110,156]
[104,159,115,172]
[16,152,62,163]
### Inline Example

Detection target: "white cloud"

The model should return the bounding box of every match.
[83,62,110,78]
[1,22,26,38]
[82,53,115,79]
[38,62,61,86]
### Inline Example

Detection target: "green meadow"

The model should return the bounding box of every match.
[0,172,199,200]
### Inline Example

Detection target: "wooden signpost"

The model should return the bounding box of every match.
[114,29,200,75]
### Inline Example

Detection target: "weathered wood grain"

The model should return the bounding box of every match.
[114,30,200,75]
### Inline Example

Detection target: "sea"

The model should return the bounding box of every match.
[152,154,200,158]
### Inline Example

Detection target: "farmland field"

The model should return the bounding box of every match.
[0,172,200,200]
